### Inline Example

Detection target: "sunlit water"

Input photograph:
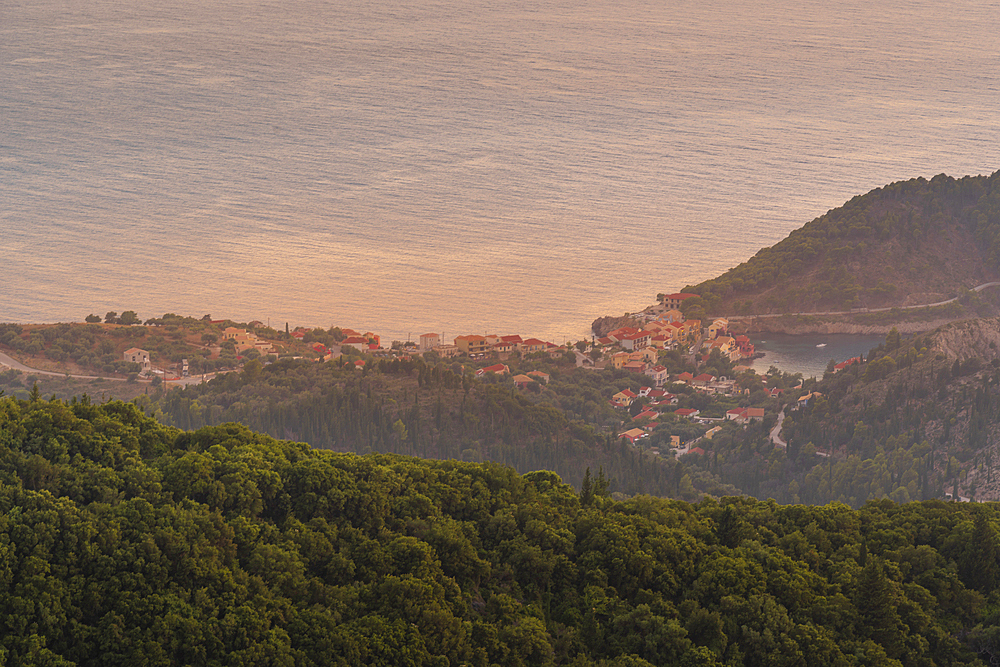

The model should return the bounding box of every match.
[2,0,999,343]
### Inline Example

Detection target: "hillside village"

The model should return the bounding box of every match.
[0,297,852,472]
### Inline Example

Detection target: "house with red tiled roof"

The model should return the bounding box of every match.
[493,340,517,355]
[676,371,695,383]
[657,308,685,323]
[688,446,706,456]
[734,335,755,357]
[455,335,491,356]
[675,408,700,418]
[341,336,369,352]
[796,392,822,409]
[644,365,669,386]
[619,428,648,445]
[649,334,671,349]
[520,338,547,354]
[834,357,861,372]
[611,389,637,408]
[546,344,566,360]
[692,373,716,387]
[623,360,647,373]
[634,409,658,422]
[419,333,441,351]
[617,331,649,351]
[512,374,536,388]
[597,336,614,346]
[527,370,550,384]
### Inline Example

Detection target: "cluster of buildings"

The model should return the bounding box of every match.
[473,363,552,388]
[595,295,756,372]
[222,327,275,355]
[418,332,566,361]
[291,327,381,354]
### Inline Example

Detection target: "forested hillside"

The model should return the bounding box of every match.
[769,319,1000,504]
[3,395,1000,665]
[137,356,740,500]
[685,172,1000,315]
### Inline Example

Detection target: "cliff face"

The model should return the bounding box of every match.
[932,318,1000,361]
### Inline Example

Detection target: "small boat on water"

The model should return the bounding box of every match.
[816,343,827,348]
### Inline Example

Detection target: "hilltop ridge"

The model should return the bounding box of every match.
[683,172,1000,317]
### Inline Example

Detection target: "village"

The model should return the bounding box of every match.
[4,294,852,463]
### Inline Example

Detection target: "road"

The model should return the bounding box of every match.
[727,281,1000,321]
[0,350,231,386]
[770,409,786,448]
[0,350,124,381]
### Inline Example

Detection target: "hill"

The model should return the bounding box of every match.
[743,318,1000,506]
[3,395,1000,665]
[685,172,1000,316]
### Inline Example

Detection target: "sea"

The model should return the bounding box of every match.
[748,333,886,380]
[3,0,999,348]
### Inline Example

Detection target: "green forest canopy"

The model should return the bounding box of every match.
[2,395,1000,665]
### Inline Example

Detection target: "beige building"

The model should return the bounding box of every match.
[123,347,151,372]
[419,333,441,351]
[454,334,491,356]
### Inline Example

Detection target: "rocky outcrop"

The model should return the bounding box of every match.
[591,315,643,337]
[931,318,1000,361]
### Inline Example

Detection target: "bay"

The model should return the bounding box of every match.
[749,333,886,379]
[2,0,998,343]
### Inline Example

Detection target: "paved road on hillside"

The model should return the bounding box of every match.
[727,281,1000,320]
[770,410,787,448]
[0,350,124,381]
[0,350,229,385]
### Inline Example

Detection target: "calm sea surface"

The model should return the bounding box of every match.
[3,0,999,344]
[749,333,886,379]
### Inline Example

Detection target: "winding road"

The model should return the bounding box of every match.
[728,281,1000,320]
[0,350,124,381]
[0,350,224,386]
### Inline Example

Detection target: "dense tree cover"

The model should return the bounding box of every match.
[671,321,1000,508]
[685,171,1000,314]
[0,317,314,377]
[142,357,736,500]
[2,396,1000,665]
